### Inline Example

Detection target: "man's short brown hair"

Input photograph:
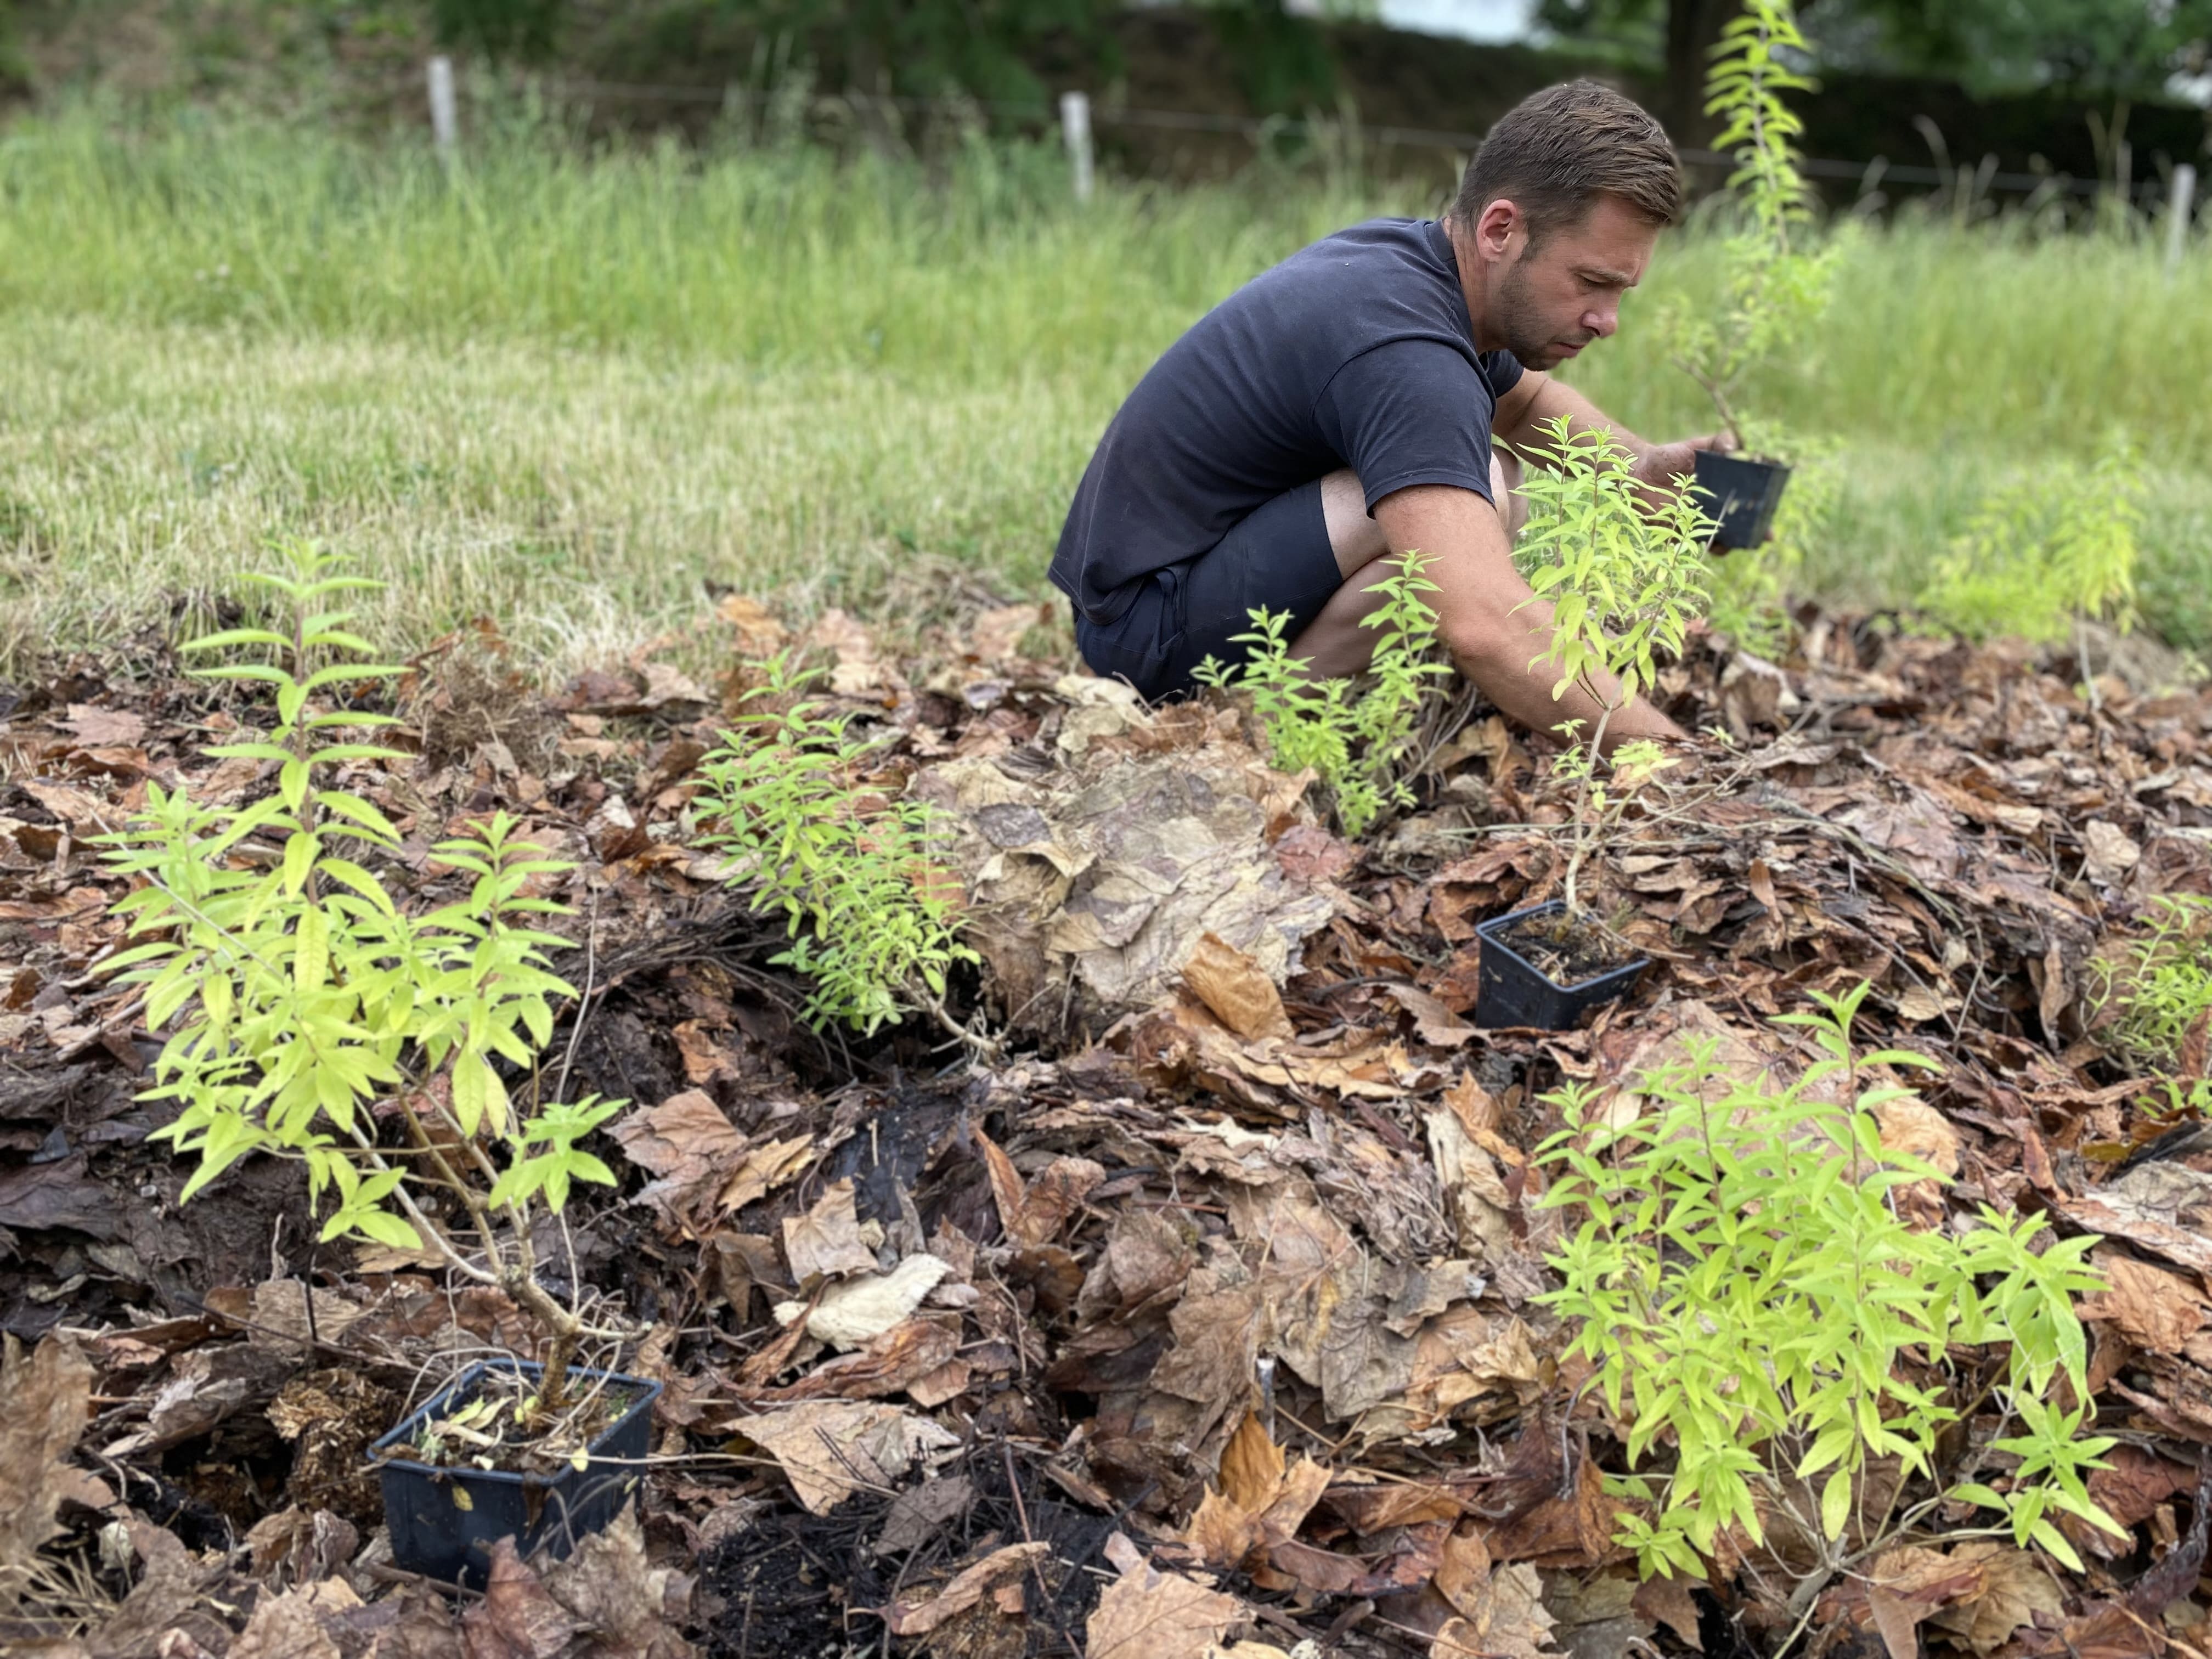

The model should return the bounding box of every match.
[1452,80,1681,246]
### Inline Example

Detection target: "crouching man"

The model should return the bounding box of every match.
[1051,80,1727,751]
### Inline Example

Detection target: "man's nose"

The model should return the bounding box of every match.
[1585,301,1621,338]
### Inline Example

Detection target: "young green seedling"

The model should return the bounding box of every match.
[1513,415,1714,917]
[100,541,621,1413]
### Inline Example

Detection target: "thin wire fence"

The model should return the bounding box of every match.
[522,72,2194,204]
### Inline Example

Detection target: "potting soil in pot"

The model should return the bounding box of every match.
[393,1364,650,1478]
[1489,907,1643,989]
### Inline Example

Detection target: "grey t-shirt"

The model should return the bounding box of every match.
[1051,217,1525,625]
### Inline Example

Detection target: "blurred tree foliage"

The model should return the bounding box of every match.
[1538,0,2212,108]
[419,0,1376,115]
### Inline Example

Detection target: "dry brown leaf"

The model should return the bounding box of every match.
[2078,1251,2209,1352]
[610,1092,751,1229]
[0,1333,93,1600]
[1865,1545,1985,1659]
[540,1507,698,1659]
[2082,818,2141,886]
[61,705,148,749]
[968,602,1043,663]
[808,608,885,695]
[1926,1543,2064,1656]
[227,1578,362,1659]
[1181,1413,1331,1570]
[463,1538,583,1659]
[718,1135,815,1214]
[1429,1526,1559,1659]
[741,1401,958,1515]
[885,1542,1050,1635]
[782,1179,879,1285]
[778,1255,953,1350]
[1086,1532,1244,1659]
[1182,932,1294,1042]
[1385,984,1477,1047]
[1872,1095,1961,1178]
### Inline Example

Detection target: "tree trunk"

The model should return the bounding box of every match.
[1664,0,1733,150]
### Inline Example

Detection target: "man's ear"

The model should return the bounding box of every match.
[1473,198,1523,263]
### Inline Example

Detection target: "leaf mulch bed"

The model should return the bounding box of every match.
[2,597,2210,1659]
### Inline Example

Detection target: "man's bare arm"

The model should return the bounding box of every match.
[1374,482,1685,749]
[1493,370,1728,495]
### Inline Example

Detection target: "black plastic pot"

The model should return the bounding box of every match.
[1474,900,1650,1030]
[1692,450,1791,550]
[373,1360,661,1587]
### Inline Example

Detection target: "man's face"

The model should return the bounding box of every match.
[1486,195,1659,370]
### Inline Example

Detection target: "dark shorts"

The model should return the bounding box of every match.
[1071,480,1345,702]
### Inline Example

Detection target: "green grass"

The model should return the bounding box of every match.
[2,100,2208,675]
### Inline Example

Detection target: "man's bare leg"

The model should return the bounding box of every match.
[1290,452,1526,677]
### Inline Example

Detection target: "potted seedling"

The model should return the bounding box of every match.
[1475,417,1714,1029]
[99,541,655,1586]
[1668,0,1842,549]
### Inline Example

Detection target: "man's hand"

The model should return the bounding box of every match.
[1372,483,1687,751]
[1629,430,1734,513]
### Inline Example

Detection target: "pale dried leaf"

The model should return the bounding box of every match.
[779,1254,952,1350]
[742,1401,958,1515]
[1872,1096,1961,1178]
[0,1334,93,1595]
[718,1135,815,1215]
[1087,1532,1244,1659]
[782,1180,879,1285]
[1385,984,1476,1047]
[1182,933,1294,1042]
[2079,1252,2209,1352]
[887,1541,1050,1635]
[462,1538,582,1659]
[1925,1543,2064,1656]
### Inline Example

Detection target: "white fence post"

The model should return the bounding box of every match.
[2167,163,2198,278]
[427,56,459,166]
[1060,91,1094,206]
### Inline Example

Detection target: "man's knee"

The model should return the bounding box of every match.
[1319,468,1389,575]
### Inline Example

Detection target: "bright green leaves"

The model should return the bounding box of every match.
[1533,981,2120,1581]
[1192,550,1452,839]
[1666,0,1843,497]
[695,654,977,1034]
[489,1096,623,1212]
[1918,431,2144,646]
[99,541,623,1265]
[2092,893,2212,1076]
[1514,416,1714,721]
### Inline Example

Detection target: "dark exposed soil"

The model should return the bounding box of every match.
[699,1442,1114,1659]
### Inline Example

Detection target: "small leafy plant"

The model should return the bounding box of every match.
[1919,433,2144,655]
[1536,982,2121,1592]
[2090,891,2212,1073]
[99,541,622,1412]
[695,655,975,1035]
[1513,415,1714,913]
[1192,549,1452,838]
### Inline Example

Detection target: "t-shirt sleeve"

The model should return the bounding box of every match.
[1480,348,1525,400]
[1313,338,1500,514]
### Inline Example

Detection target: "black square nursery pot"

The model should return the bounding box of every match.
[1692,450,1791,550]
[1474,900,1650,1031]
[372,1360,661,1587]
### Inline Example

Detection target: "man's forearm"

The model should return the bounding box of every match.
[1493,372,1652,464]
[1449,596,1685,752]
